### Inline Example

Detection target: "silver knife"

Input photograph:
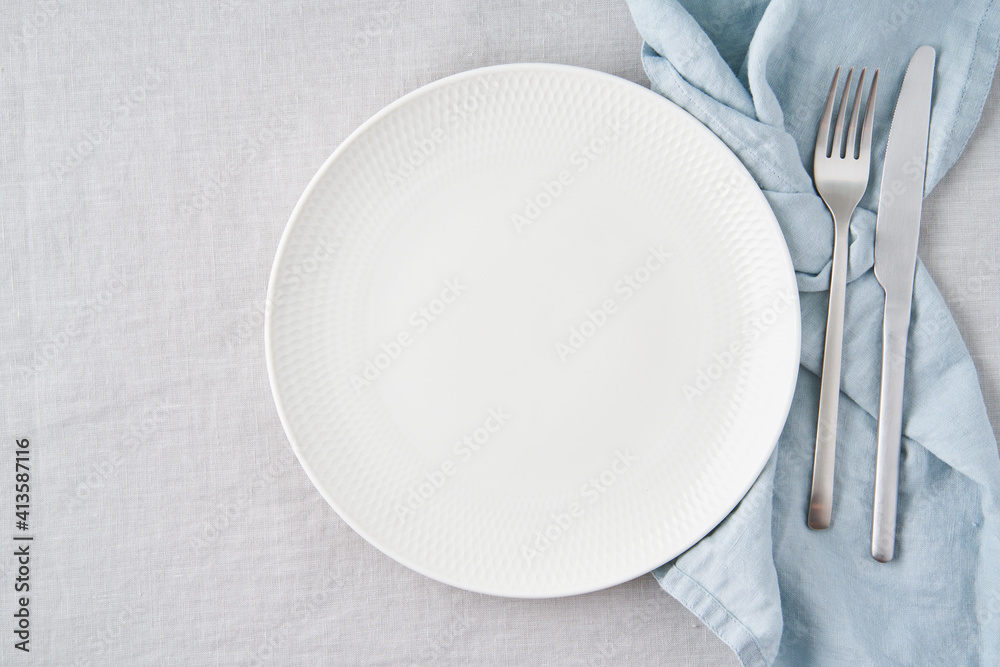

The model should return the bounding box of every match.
[871,45,935,563]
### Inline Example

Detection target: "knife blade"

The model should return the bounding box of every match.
[871,45,935,563]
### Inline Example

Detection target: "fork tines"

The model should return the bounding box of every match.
[818,67,879,162]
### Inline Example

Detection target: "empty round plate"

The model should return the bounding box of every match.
[266,63,800,598]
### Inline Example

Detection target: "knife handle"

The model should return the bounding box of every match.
[872,298,910,562]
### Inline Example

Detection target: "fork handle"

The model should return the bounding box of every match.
[807,216,850,530]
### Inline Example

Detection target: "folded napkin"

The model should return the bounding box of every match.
[625,1,1000,664]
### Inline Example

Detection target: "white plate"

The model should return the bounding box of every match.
[266,64,800,598]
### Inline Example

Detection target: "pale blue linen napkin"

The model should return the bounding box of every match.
[625,1,1000,664]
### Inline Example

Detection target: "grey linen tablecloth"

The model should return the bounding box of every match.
[2,1,998,665]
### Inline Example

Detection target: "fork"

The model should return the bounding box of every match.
[807,66,878,531]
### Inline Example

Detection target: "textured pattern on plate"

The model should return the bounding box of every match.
[266,64,800,597]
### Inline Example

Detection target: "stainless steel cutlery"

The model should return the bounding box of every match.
[807,47,935,561]
[871,46,936,562]
[808,66,879,531]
